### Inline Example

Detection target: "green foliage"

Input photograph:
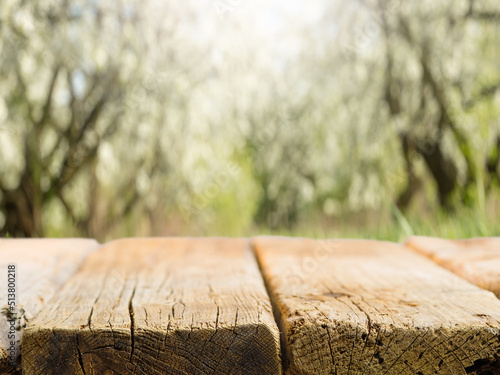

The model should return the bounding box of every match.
[249,199,500,243]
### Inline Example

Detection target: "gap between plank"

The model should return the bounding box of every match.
[249,240,288,372]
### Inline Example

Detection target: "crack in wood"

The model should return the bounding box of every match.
[75,335,86,375]
[128,284,137,363]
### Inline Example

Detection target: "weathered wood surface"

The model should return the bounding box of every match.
[406,236,500,298]
[0,238,99,374]
[22,237,282,375]
[253,237,500,375]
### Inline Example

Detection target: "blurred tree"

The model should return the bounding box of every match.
[390,0,500,209]
[1,0,499,238]
[336,0,500,211]
[244,105,308,230]
[0,0,148,237]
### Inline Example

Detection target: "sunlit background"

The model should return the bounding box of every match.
[1,0,499,241]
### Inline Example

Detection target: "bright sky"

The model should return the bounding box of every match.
[200,0,328,62]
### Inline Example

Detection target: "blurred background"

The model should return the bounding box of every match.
[0,0,499,242]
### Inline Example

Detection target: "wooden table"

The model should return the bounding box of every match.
[1,237,499,374]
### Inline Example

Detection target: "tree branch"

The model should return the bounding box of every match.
[53,110,122,193]
[466,11,500,22]
[44,70,78,166]
[35,65,61,132]
[14,64,37,126]
[465,0,500,22]
[463,81,500,110]
[58,192,79,225]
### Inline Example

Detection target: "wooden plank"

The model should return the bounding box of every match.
[406,236,500,298]
[253,237,500,375]
[22,238,282,375]
[0,238,98,374]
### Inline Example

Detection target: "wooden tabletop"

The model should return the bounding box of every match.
[406,236,500,298]
[0,239,99,374]
[1,237,499,374]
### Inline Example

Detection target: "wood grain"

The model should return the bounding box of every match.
[254,237,500,375]
[406,236,500,298]
[0,238,99,374]
[22,237,282,375]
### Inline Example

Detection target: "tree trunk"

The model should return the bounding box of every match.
[416,139,458,209]
[486,135,500,189]
[1,172,43,237]
[396,133,421,210]
[80,159,104,240]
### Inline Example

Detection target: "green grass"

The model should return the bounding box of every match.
[248,203,500,243]
[6,192,500,241]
